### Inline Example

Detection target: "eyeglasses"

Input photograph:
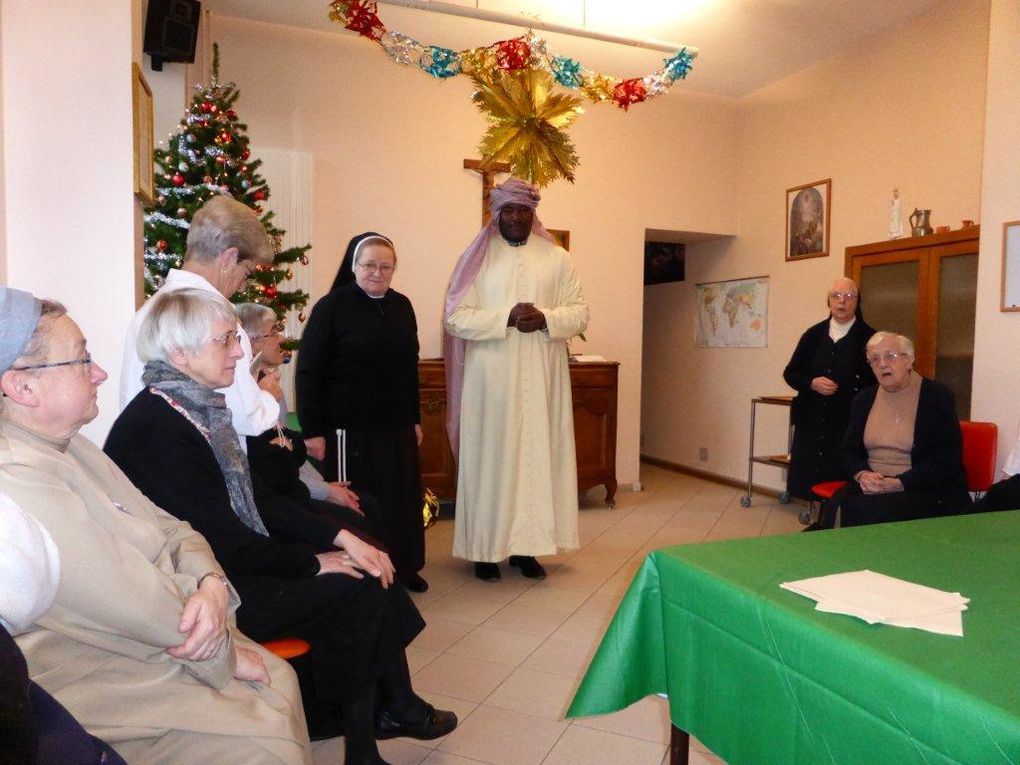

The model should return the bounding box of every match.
[248,323,285,341]
[208,332,242,347]
[829,291,858,301]
[867,351,910,365]
[9,353,93,372]
[357,262,394,274]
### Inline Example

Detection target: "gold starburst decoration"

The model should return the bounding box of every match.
[472,68,583,187]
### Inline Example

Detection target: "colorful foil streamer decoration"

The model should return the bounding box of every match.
[494,38,531,71]
[423,46,461,78]
[612,78,647,110]
[551,56,583,88]
[663,48,694,81]
[344,0,386,41]
[324,3,695,107]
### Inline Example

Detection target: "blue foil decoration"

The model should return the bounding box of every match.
[551,56,583,88]
[663,48,694,81]
[422,46,461,79]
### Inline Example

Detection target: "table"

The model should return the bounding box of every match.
[567,512,1020,765]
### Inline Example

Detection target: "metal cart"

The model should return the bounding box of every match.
[741,395,794,508]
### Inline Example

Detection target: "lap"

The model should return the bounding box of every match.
[113,728,309,765]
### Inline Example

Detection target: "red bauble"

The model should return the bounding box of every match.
[226,109,238,119]
[264,285,279,299]
[254,190,266,201]
[201,101,213,113]
[156,240,168,252]
[171,174,185,186]
[209,104,219,114]
[241,150,251,160]
[219,131,233,144]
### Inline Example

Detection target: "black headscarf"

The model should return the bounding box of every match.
[330,231,394,292]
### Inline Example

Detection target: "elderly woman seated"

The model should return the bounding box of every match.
[234,302,382,537]
[105,288,455,765]
[810,331,971,529]
[0,287,309,765]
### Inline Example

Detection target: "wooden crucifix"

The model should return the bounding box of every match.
[464,158,511,226]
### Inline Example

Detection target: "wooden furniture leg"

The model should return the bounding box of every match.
[670,725,690,765]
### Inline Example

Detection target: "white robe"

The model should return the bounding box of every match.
[446,235,589,561]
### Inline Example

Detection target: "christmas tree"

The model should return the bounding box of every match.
[144,46,310,327]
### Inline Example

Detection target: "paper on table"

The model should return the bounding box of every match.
[571,354,606,362]
[781,569,968,637]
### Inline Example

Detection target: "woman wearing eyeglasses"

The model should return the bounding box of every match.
[106,288,456,765]
[783,277,876,508]
[296,233,428,593]
[808,331,971,529]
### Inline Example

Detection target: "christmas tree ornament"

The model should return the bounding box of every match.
[241,149,251,161]
[201,101,213,113]
[254,190,266,201]
[156,240,168,251]
[472,68,582,187]
[264,285,279,299]
[178,162,188,171]
[227,109,237,119]
[300,255,310,266]
[171,174,185,186]
[299,311,307,323]
[177,207,188,218]
[203,175,213,184]
[285,269,294,280]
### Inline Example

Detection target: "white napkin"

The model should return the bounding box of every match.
[781,569,968,637]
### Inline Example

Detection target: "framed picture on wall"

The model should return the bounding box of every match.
[1002,220,1020,311]
[785,178,831,261]
[132,63,155,205]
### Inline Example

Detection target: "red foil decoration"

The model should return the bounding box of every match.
[494,38,531,71]
[344,1,386,41]
[613,78,647,110]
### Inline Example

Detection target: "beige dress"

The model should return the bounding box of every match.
[0,419,311,765]
[446,235,589,562]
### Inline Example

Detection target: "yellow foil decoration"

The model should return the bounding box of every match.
[472,69,583,187]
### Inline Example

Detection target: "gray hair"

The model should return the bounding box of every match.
[137,288,238,362]
[352,235,396,268]
[185,196,273,266]
[866,331,914,357]
[234,302,277,339]
[17,300,68,368]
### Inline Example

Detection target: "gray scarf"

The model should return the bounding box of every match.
[142,360,269,537]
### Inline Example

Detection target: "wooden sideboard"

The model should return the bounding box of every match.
[418,359,619,507]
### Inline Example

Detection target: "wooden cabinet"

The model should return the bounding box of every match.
[417,359,619,506]
[846,226,979,417]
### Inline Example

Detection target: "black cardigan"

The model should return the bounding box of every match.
[105,389,345,579]
[296,283,420,439]
[842,376,969,500]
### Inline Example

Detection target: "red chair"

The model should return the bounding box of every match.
[960,420,998,497]
[261,637,311,660]
[805,479,848,524]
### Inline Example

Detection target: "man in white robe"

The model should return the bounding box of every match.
[445,179,589,581]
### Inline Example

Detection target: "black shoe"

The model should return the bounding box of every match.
[375,704,458,741]
[508,555,546,578]
[404,573,429,593]
[474,562,500,581]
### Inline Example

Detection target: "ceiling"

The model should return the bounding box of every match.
[201,0,944,98]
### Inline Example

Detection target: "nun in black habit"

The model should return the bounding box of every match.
[783,276,876,501]
[296,232,427,592]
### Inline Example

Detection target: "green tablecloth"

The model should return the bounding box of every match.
[567,512,1020,764]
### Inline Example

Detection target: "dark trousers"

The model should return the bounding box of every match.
[232,570,424,703]
[818,480,972,528]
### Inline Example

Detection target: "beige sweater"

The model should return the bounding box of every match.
[863,372,922,476]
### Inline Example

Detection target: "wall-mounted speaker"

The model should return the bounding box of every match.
[143,0,201,71]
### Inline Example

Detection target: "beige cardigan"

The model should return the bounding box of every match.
[0,418,310,763]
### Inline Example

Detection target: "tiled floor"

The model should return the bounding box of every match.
[312,465,804,765]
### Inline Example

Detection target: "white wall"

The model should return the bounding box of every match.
[186,14,741,487]
[1,0,142,442]
[971,0,1020,467]
[642,0,992,490]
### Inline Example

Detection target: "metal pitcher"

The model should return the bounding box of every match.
[910,208,933,237]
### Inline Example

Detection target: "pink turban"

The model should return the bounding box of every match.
[442,178,555,456]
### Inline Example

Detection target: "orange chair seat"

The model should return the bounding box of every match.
[261,637,312,660]
[811,480,847,500]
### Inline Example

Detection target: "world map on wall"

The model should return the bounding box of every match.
[696,277,768,348]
